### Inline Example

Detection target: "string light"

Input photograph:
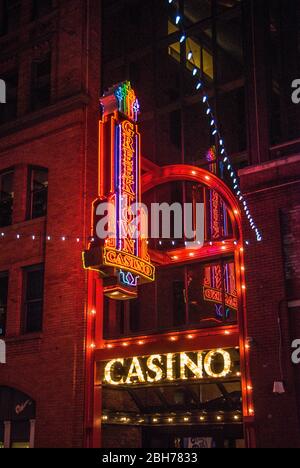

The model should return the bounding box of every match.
[0,232,86,243]
[166,1,262,242]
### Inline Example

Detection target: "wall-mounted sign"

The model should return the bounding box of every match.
[102,348,240,386]
[83,82,155,300]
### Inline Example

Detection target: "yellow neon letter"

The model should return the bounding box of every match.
[146,355,163,383]
[125,357,145,384]
[204,349,232,378]
[104,359,125,385]
[180,352,204,380]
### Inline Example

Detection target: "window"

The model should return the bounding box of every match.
[0,387,36,449]
[169,109,182,149]
[30,54,51,111]
[27,167,48,219]
[0,70,18,124]
[103,258,237,339]
[168,20,214,80]
[0,0,20,36]
[0,170,14,227]
[32,0,52,20]
[0,272,8,337]
[23,265,44,334]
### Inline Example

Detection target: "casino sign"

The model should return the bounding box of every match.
[102,348,240,386]
[83,82,155,300]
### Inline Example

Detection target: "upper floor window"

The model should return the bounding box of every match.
[0,170,14,227]
[30,54,51,112]
[27,167,48,220]
[0,272,8,337]
[32,0,52,20]
[23,265,44,334]
[0,0,21,36]
[0,70,18,124]
[104,258,238,339]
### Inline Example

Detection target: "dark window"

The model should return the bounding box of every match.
[32,0,52,20]
[173,280,186,326]
[0,70,18,124]
[0,272,8,337]
[0,0,20,36]
[23,265,44,334]
[30,54,51,111]
[0,170,14,227]
[169,109,182,149]
[104,298,126,338]
[28,167,48,219]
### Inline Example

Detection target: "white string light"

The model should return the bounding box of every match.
[0,233,251,250]
[167,1,262,242]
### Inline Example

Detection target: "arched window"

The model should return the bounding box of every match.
[103,166,242,338]
[0,387,36,449]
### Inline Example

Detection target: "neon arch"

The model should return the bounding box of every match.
[141,163,253,421]
[142,164,244,265]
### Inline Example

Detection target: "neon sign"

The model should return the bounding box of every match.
[103,248,155,282]
[102,348,239,386]
[203,286,238,311]
[83,82,155,299]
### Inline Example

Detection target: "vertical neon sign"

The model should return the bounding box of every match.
[83,82,155,300]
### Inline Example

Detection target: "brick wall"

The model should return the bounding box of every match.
[240,154,300,448]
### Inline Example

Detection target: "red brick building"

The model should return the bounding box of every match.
[0,0,300,449]
[0,0,101,448]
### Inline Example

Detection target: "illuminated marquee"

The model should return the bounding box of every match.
[102,348,240,386]
[83,82,155,299]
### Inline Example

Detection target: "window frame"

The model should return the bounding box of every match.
[0,0,21,36]
[0,168,14,228]
[30,53,52,112]
[0,271,9,338]
[22,264,45,335]
[0,68,19,125]
[27,166,48,220]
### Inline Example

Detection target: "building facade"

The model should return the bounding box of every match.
[0,0,101,448]
[0,0,300,449]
